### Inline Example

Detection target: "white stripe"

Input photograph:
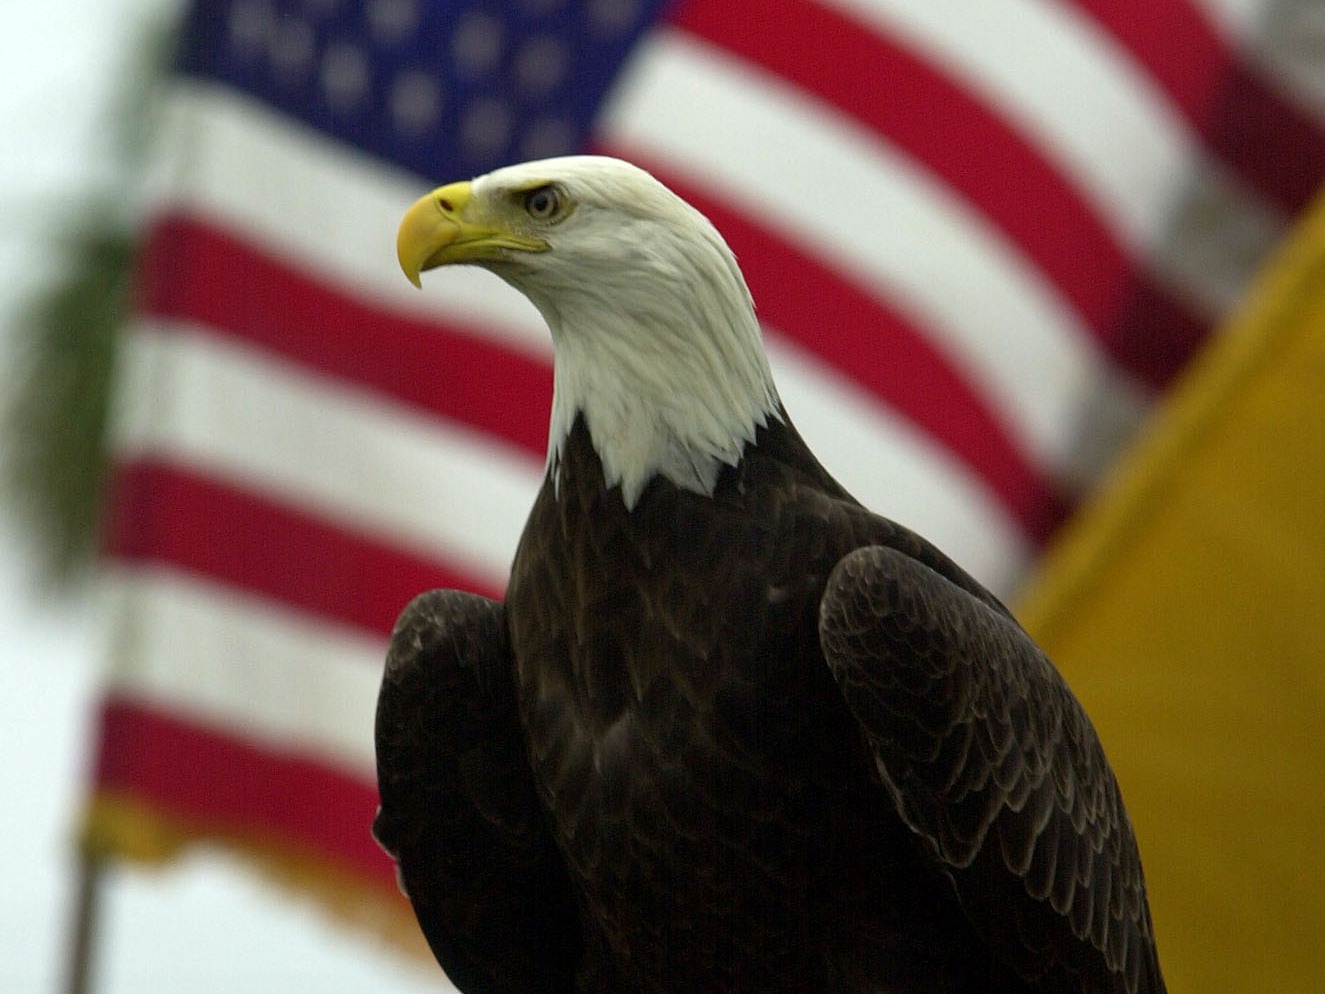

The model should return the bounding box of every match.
[147,73,1150,500]
[110,321,539,590]
[600,31,1139,478]
[822,0,1196,253]
[110,313,1027,601]
[1244,3,1325,119]
[151,75,1137,495]
[131,81,1036,590]
[1152,166,1286,314]
[1190,0,1275,42]
[144,81,553,362]
[103,566,382,776]
[765,336,1031,594]
[99,480,1019,790]
[106,317,1032,600]
[822,0,1292,321]
[126,83,1033,591]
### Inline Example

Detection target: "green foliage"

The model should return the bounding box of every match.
[2,13,170,589]
[4,223,135,587]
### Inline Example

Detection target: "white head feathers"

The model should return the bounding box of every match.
[467,156,783,507]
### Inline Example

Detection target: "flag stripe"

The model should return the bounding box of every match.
[1109,281,1213,388]
[140,86,1068,545]
[102,567,382,773]
[1067,0,1325,213]
[1189,0,1264,37]
[599,34,1147,477]
[106,459,501,636]
[1208,64,1325,214]
[634,158,1070,539]
[136,213,554,459]
[150,75,1148,504]
[114,309,1028,593]
[671,0,1171,357]
[817,0,1303,357]
[110,323,534,587]
[145,82,554,360]
[95,695,389,883]
[139,208,1057,540]
[820,0,1198,252]
[1067,0,1231,122]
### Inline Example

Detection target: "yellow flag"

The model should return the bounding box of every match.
[1018,191,1325,993]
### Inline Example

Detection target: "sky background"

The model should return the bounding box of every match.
[0,2,446,990]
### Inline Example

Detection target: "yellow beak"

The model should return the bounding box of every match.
[396,181,548,287]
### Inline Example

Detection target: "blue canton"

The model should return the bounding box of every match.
[175,0,674,182]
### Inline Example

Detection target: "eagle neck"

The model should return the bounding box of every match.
[539,282,781,509]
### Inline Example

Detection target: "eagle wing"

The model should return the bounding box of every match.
[818,546,1165,994]
[373,589,583,994]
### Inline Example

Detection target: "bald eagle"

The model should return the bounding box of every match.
[374,156,1166,994]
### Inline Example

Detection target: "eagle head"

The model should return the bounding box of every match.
[397,155,781,507]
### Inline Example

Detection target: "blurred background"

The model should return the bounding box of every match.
[2,2,442,990]
[3,1,1321,992]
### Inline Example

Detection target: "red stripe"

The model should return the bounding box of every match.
[105,459,505,635]
[669,0,1203,388]
[1109,280,1212,387]
[1067,0,1325,214]
[136,213,553,460]
[1067,0,1228,124]
[621,153,1071,541]
[138,206,1060,537]
[94,695,393,886]
[1209,65,1325,215]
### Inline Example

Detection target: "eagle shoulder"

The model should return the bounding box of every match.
[373,589,583,994]
[818,546,1166,994]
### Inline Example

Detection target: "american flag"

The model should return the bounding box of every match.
[89,0,1325,962]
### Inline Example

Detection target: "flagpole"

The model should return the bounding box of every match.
[62,848,104,994]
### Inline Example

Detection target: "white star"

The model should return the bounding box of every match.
[269,15,316,82]
[321,42,371,112]
[460,97,513,160]
[368,0,420,45]
[390,69,443,134]
[514,34,569,97]
[587,0,641,38]
[520,115,576,160]
[451,11,505,78]
[228,0,275,60]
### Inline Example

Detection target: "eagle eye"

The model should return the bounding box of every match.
[524,185,561,220]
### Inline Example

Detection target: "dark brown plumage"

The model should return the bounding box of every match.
[373,591,582,994]
[375,412,1165,994]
